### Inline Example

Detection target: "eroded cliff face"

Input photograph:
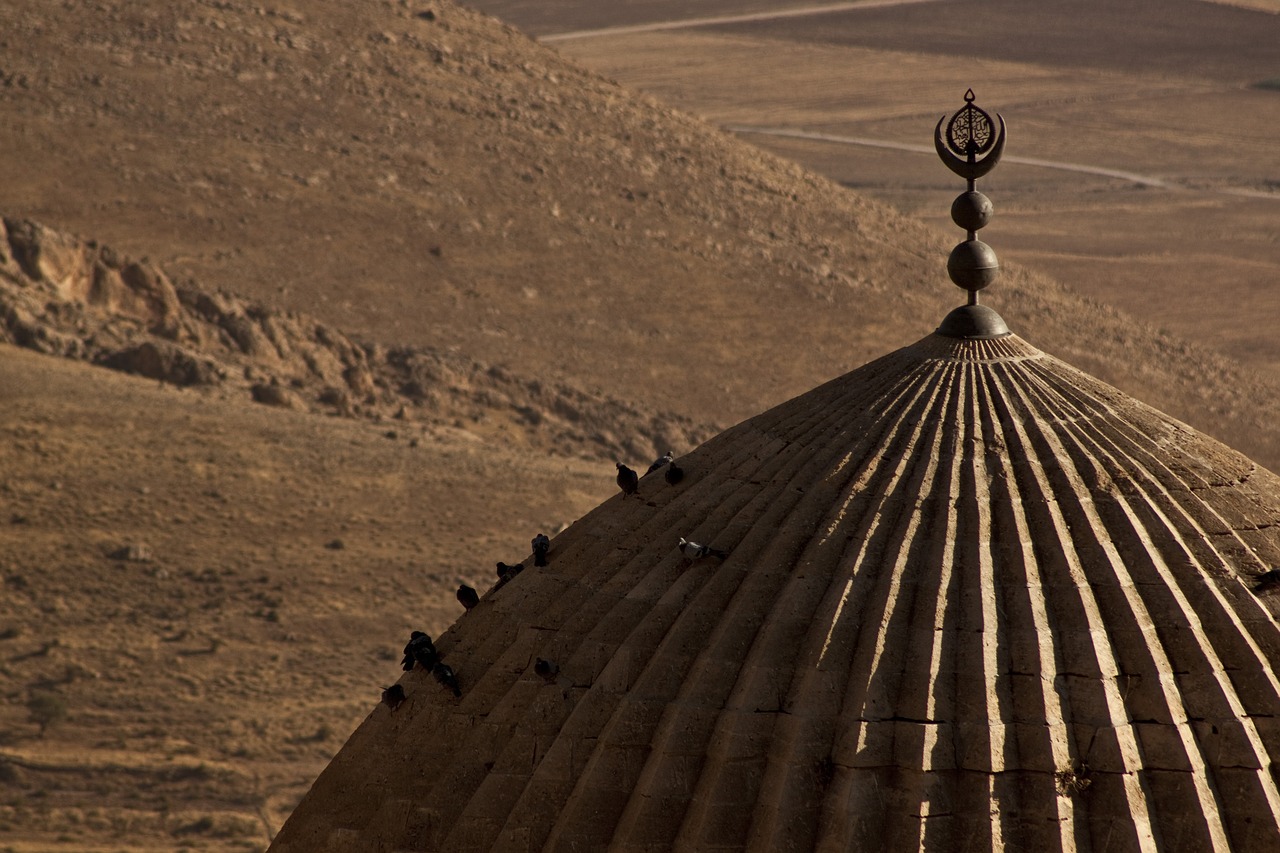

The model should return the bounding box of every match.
[0,216,711,460]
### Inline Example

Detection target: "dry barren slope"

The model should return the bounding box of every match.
[0,342,611,851]
[0,215,710,462]
[1,0,1279,472]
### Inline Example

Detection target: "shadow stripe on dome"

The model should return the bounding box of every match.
[973,359,1088,849]
[734,362,989,849]
[632,350,977,845]
[412,399,880,845]
[914,364,1009,847]
[1008,364,1238,849]
[455,356,947,845]
[911,363,999,850]
[537,353,952,845]
[1022,359,1280,679]
[921,364,1003,848]
[985,364,1161,852]
[1015,362,1280,845]
[813,364,969,848]
[965,362,1070,850]
[988,356,1280,845]
[455,345,947,845]
[860,363,970,847]
[1022,358,1280,716]
[762,361,972,845]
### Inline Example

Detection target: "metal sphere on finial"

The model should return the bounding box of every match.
[935,89,1010,340]
[951,191,992,232]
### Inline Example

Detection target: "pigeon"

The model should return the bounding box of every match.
[381,684,406,711]
[457,584,480,610]
[402,631,439,672]
[497,561,525,583]
[432,662,461,697]
[616,463,639,497]
[534,658,560,683]
[679,537,728,560]
[531,533,550,567]
[1254,569,1280,593]
[645,451,674,476]
[664,462,684,486]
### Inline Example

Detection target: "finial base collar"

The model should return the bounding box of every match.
[936,304,1011,340]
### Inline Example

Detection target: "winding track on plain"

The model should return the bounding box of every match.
[540,0,941,43]
[540,1,1278,200]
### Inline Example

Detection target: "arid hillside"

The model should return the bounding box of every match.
[1,0,1279,471]
[0,215,706,850]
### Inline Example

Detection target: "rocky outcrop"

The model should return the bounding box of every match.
[0,216,710,460]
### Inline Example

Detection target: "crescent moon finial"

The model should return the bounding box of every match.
[935,111,1006,181]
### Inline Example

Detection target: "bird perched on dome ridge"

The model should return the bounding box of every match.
[616,463,639,497]
[679,537,728,560]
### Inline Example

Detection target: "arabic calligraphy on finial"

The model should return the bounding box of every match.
[935,89,1006,184]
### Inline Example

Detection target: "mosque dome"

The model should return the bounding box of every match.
[268,95,1280,852]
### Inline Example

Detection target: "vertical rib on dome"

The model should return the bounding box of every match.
[270,333,1280,852]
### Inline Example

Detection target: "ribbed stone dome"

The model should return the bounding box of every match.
[270,332,1280,852]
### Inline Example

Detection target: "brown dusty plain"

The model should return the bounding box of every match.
[0,0,1279,850]
[0,344,604,851]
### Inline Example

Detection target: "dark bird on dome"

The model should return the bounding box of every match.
[664,462,685,486]
[457,584,480,610]
[402,631,439,671]
[679,537,728,561]
[380,684,406,711]
[645,451,674,476]
[1253,569,1280,594]
[496,561,525,583]
[433,662,461,697]
[534,657,560,683]
[532,533,551,567]
[616,463,639,497]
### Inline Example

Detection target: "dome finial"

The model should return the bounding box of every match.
[936,90,1011,339]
